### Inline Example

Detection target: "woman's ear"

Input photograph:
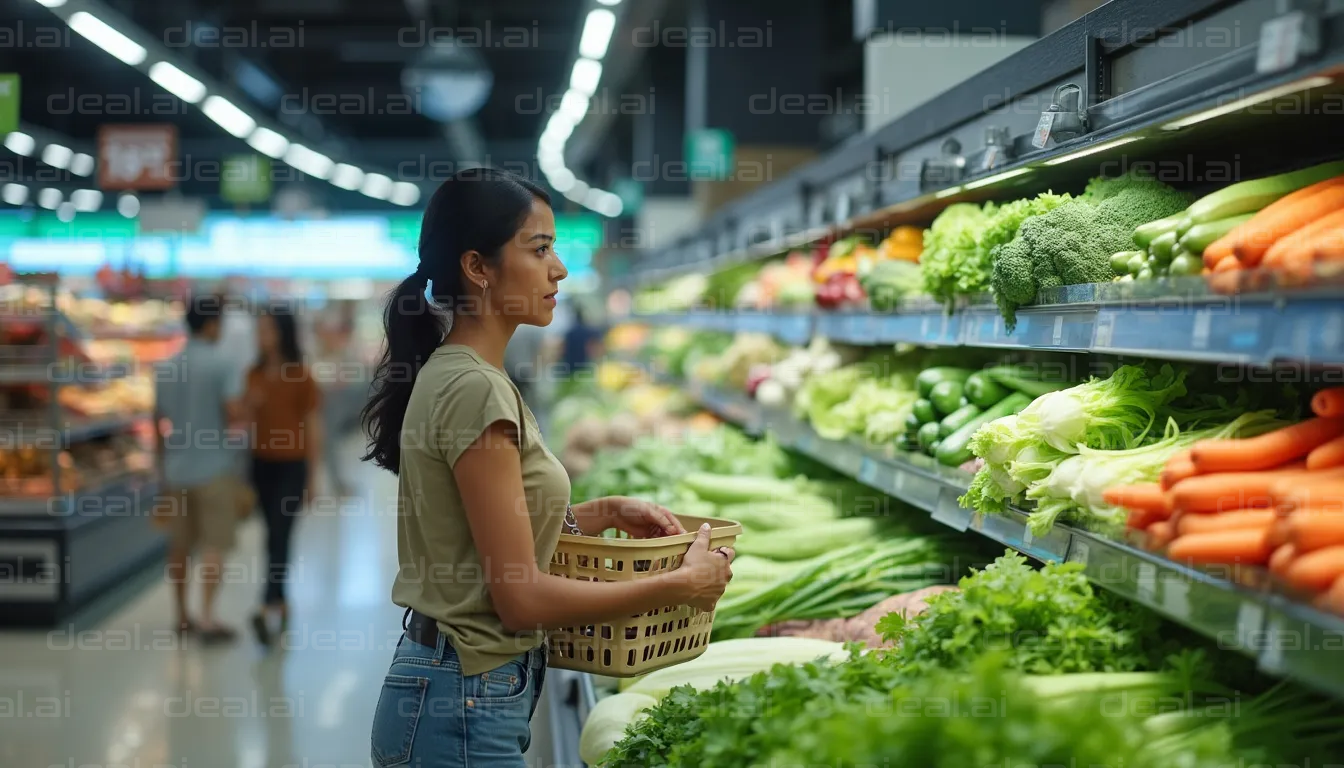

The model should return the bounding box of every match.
[460,250,489,290]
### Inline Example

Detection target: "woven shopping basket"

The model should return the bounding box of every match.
[546,514,742,677]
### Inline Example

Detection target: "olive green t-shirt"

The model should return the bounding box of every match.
[391,344,571,676]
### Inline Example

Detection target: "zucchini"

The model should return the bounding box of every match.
[1126,252,1148,276]
[935,392,1033,467]
[915,367,972,398]
[905,411,923,435]
[938,403,983,439]
[1132,214,1184,249]
[917,421,940,453]
[964,372,1009,408]
[984,365,1074,398]
[1169,252,1202,277]
[1187,160,1344,224]
[928,380,964,416]
[1149,230,1178,261]
[912,399,937,424]
[1179,213,1254,255]
[1110,250,1143,276]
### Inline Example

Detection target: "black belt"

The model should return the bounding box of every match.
[404,608,441,649]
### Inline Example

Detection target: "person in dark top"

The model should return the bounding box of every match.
[561,306,604,375]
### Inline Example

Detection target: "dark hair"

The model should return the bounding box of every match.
[361,167,550,472]
[185,293,224,335]
[255,303,303,369]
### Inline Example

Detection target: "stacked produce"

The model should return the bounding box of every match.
[814,228,925,310]
[687,332,786,391]
[731,253,814,310]
[595,551,1344,767]
[1108,387,1344,615]
[746,336,853,408]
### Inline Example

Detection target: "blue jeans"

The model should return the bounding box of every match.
[370,633,547,768]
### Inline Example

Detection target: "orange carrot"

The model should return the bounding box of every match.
[1167,465,1313,513]
[1287,509,1344,552]
[1105,483,1167,513]
[1307,434,1344,470]
[1233,181,1344,266]
[1147,521,1176,550]
[1271,476,1344,513]
[1190,418,1344,473]
[1312,387,1344,418]
[1161,456,1198,490]
[1203,237,1235,269]
[1213,254,1242,272]
[1322,574,1344,616]
[1262,209,1344,268]
[1283,544,1344,591]
[1269,516,1293,549]
[1269,543,1297,575]
[1127,504,1173,530]
[1167,527,1272,565]
[1176,509,1275,536]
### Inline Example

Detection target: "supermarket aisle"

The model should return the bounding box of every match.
[0,438,556,768]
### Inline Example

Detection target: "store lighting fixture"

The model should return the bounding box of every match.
[69,152,94,176]
[330,163,364,191]
[1161,76,1334,131]
[390,182,421,206]
[41,143,72,169]
[71,189,103,212]
[284,143,334,179]
[116,193,139,218]
[37,187,61,210]
[933,186,964,199]
[548,168,576,192]
[963,166,1032,190]
[558,90,590,123]
[148,62,207,104]
[1042,136,1142,166]
[570,58,603,96]
[544,116,575,142]
[56,201,76,222]
[246,127,289,159]
[596,0,621,5]
[68,12,146,66]
[4,131,34,156]
[563,180,591,203]
[360,172,393,200]
[34,0,67,7]
[201,95,256,138]
[578,9,616,59]
[1,184,27,206]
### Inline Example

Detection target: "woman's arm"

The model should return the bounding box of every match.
[454,421,731,634]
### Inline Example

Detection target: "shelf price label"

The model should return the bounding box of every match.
[931,487,973,532]
[1032,112,1056,149]
[1257,12,1305,74]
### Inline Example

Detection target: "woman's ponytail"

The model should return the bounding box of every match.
[361,271,446,472]
[361,167,549,474]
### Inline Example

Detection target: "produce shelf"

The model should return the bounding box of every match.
[0,412,150,447]
[680,378,1344,699]
[637,287,1344,366]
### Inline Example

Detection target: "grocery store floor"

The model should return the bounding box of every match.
[0,436,558,768]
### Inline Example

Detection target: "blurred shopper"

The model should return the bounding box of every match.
[362,168,733,767]
[561,305,604,375]
[245,304,323,647]
[154,293,245,644]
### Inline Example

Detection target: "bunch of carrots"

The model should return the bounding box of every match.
[1104,386,1344,615]
[1203,174,1344,282]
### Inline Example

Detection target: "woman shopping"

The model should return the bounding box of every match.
[362,168,734,767]
[245,304,323,647]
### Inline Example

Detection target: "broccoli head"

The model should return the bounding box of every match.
[1084,170,1194,231]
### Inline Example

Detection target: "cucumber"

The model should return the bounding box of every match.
[1110,250,1143,275]
[1179,213,1254,255]
[916,421,940,453]
[1126,252,1148,276]
[1169,252,1202,277]
[905,411,923,435]
[938,403,983,439]
[964,372,1009,408]
[915,367,973,398]
[935,392,1033,467]
[1137,266,1154,280]
[929,380,965,416]
[912,399,937,424]
[984,365,1074,398]
[1175,216,1194,238]
[1149,230,1178,261]
[1187,160,1344,224]
[1132,214,1184,249]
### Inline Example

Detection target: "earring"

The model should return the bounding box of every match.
[481,281,488,290]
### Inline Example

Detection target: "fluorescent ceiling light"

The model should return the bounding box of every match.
[246,127,289,159]
[390,182,421,206]
[4,132,35,156]
[596,0,621,5]
[1161,76,1335,131]
[539,132,565,153]
[35,0,68,7]
[72,189,103,212]
[595,192,623,218]
[963,166,1032,190]
[360,172,393,200]
[579,9,616,59]
[1,184,28,205]
[57,202,76,222]
[37,188,62,210]
[201,95,256,138]
[545,116,575,142]
[117,193,139,218]
[558,90,590,122]
[539,154,565,175]
[933,186,964,199]
[284,143,334,179]
[148,61,207,104]
[68,12,146,66]
[1042,136,1142,166]
[570,58,603,96]
[563,180,591,203]
[41,143,73,169]
[548,168,576,192]
[69,152,94,176]
[330,163,364,191]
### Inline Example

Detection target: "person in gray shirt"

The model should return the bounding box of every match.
[154,294,247,643]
